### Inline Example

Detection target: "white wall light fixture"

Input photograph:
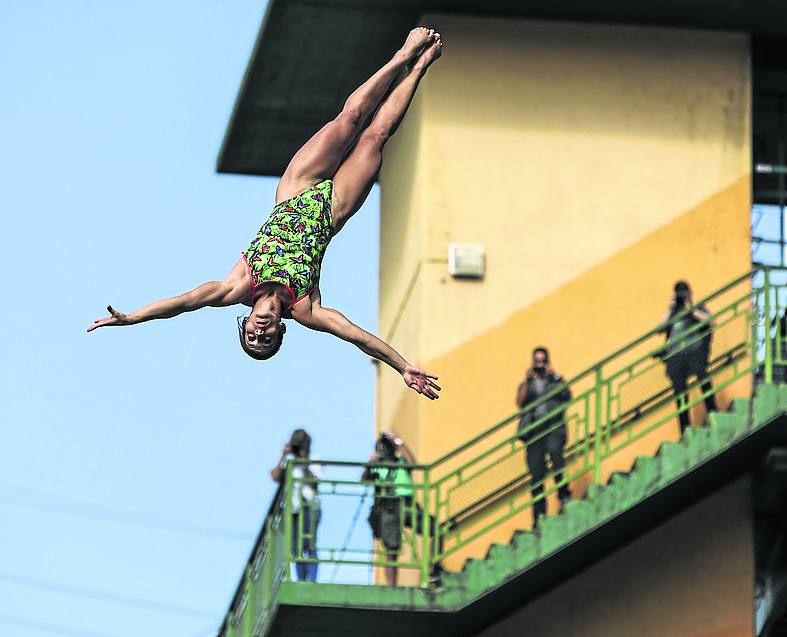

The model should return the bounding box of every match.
[448,243,485,279]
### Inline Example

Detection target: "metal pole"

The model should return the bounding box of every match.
[420,469,431,588]
[243,565,254,637]
[765,267,773,384]
[283,462,293,582]
[593,366,604,484]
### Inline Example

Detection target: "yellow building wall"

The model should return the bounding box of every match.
[377,15,751,581]
[478,475,754,637]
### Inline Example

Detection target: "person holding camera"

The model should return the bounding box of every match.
[657,280,717,434]
[271,429,321,582]
[363,430,442,586]
[516,347,572,528]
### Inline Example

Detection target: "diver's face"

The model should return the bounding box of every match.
[244,315,280,356]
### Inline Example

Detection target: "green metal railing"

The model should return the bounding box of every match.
[221,266,787,636]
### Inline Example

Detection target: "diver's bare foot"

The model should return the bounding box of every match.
[401,27,435,60]
[413,36,443,71]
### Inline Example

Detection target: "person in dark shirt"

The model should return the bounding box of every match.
[658,280,717,434]
[516,347,572,528]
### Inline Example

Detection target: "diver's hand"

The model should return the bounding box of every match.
[402,364,441,400]
[86,305,134,332]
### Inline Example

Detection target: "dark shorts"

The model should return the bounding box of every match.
[369,497,429,554]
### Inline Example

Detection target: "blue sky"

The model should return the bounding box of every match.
[1,2,380,635]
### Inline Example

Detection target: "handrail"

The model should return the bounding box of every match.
[222,482,286,635]
[424,274,759,564]
[220,265,785,636]
[443,337,747,529]
[429,267,758,469]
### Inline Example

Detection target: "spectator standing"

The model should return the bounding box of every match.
[658,281,717,434]
[271,429,321,582]
[363,431,442,586]
[516,347,572,528]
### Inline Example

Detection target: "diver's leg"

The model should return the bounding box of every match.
[331,37,442,233]
[275,28,435,204]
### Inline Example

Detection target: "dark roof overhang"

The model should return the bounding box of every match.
[218,0,787,177]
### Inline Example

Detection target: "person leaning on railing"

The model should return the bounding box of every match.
[656,280,717,434]
[516,346,572,529]
[271,429,322,582]
[362,430,443,586]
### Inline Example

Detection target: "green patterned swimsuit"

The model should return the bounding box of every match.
[243,180,334,310]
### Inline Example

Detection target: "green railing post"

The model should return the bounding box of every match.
[261,520,272,627]
[283,461,293,582]
[593,366,604,484]
[420,469,432,588]
[764,267,773,384]
[243,565,254,637]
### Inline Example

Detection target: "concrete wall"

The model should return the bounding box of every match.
[377,15,752,578]
[478,475,754,637]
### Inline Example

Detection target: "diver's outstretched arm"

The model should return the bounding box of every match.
[88,258,249,332]
[87,279,245,332]
[293,291,440,400]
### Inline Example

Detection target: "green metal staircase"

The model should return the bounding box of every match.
[440,392,769,605]
[219,267,787,637]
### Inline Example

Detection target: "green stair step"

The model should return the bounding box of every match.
[591,481,618,522]
[658,442,688,485]
[708,411,739,448]
[437,570,469,607]
[461,554,500,595]
[510,530,540,570]
[485,543,514,581]
[730,397,751,415]
[539,513,570,555]
[629,455,659,501]
[730,410,748,437]
[461,558,486,593]
[608,471,636,512]
[440,571,462,589]
[755,384,780,427]
[683,426,712,467]
[436,580,465,606]
[563,499,594,538]
[485,542,508,562]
